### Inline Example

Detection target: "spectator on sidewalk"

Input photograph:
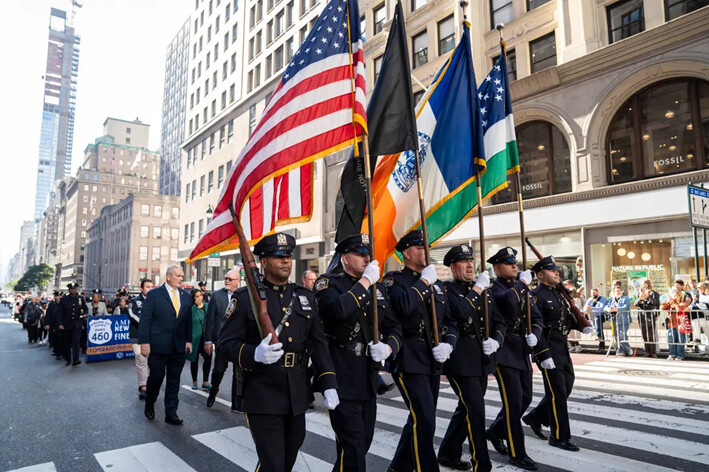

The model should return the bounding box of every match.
[585,288,607,350]
[634,280,660,357]
[690,281,709,347]
[564,280,583,352]
[130,279,153,400]
[301,269,317,291]
[25,297,42,344]
[661,283,691,361]
[188,289,212,391]
[604,286,632,356]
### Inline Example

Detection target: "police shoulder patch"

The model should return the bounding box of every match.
[383,277,394,288]
[315,278,329,292]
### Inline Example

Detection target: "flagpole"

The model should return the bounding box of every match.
[496,24,532,335]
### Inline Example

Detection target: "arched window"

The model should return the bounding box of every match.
[492,120,572,204]
[606,78,709,184]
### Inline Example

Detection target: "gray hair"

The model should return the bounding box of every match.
[166,264,182,277]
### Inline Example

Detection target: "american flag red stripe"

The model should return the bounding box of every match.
[187,0,365,262]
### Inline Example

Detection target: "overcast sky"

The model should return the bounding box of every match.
[0,0,192,276]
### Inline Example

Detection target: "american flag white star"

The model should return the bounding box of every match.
[484,94,489,100]
[478,92,483,100]
[495,95,502,101]
[495,65,501,71]
[494,78,501,85]
[321,37,328,43]
[485,76,491,82]
[316,48,322,54]
[327,26,333,32]
[480,107,487,115]
[482,120,488,127]
[334,42,339,47]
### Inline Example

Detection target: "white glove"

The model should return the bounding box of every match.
[420,264,438,284]
[474,271,491,291]
[432,342,453,363]
[324,388,340,410]
[525,333,538,347]
[582,326,594,335]
[253,333,284,365]
[540,358,556,370]
[362,260,380,284]
[520,270,533,285]
[482,338,499,356]
[368,341,392,363]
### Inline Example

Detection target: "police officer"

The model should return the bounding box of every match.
[216,232,339,472]
[57,283,88,366]
[314,233,403,472]
[437,245,506,472]
[385,230,458,472]
[198,281,211,303]
[45,291,63,360]
[485,247,551,471]
[523,257,592,452]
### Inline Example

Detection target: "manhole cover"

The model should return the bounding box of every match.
[618,369,668,376]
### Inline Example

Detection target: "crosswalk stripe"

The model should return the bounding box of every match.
[586,359,709,376]
[180,384,231,407]
[94,442,197,472]
[570,377,709,402]
[192,425,331,472]
[7,463,57,472]
[571,370,709,390]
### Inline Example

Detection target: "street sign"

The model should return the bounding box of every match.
[210,252,220,257]
[688,185,709,229]
[208,257,221,267]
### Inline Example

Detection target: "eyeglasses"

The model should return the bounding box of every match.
[225,277,237,282]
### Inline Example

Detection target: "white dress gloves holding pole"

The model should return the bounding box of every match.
[420,265,438,284]
[482,338,499,355]
[362,260,380,285]
[519,270,533,285]
[323,388,340,410]
[368,341,392,363]
[474,271,491,291]
[540,358,556,370]
[525,333,538,347]
[432,342,453,363]
[254,333,284,364]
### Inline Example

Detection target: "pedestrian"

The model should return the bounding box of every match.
[485,246,549,471]
[205,269,242,411]
[661,281,691,361]
[57,283,88,366]
[139,265,193,425]
[216,232,339,471]
[604,286,632,356]
[198,281,211,303]
[634,279,660,357]
[437,244,505,472]
[46,291,63,360]
[301,269,317,291]
[314,233,402,472]
[129,279,153,400]
[113,297,131,316]
[384,230,458,472]
[584,288,607,351]
[188,289,212,391]
[88,289,108,316]
[689,281,709,347]
[524,257,593,453]
[38,300,49,345]
[563,280,583,353]
[25,296,42,344]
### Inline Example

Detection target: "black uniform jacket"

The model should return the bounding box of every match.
[45,300,61,329]
[217,281,337,416]
[129,294,147,340]
[315,272,403,401]
[532,284,576,367]
[383,267,458,376]
[489,276,551,371]
[443,279,506,377]
[57,294,88,330]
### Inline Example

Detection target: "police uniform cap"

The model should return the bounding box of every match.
[486,246,518,265]
[53,290,61,297]
[254,232,296,258]
[67,282,79,289]
[443,244,475,267]
[92,288,102,295]
[197,280,207,287]
[395,229,425,252]
[531,256,559,273]
[117,289,127,297]
[335,233,370,255]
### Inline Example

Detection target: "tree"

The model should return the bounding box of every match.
[4,279,18,291]
[15,265,55,292]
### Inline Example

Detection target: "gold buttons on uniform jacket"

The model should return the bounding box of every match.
[288,337,293,342]
[285,322,290,327]
[280,293,284,298]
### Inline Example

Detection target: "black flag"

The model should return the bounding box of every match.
[334,0,417,243]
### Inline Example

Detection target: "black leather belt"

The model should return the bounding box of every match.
[336,342,370,357]
[274,351,306,368]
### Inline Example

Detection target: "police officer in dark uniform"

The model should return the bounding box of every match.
[314,233,403,472]
[45,291,63,360]
[485,247,551,471]
[57,283,88,366]
[385,230,458,472]
[437,245,506,472]
[216,232,339,472]
[523,256,592,452]
[198,281,211,303]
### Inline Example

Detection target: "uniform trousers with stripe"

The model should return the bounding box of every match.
[328,397,376,472]
[526,363,574,441]
[390,373,441,472]
[438,375,492,472]
[246,413,305,472]
[487,364,533,459]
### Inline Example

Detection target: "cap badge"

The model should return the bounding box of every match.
[277,233,287,245]
[461,244,470,253]
[361,233,369,244]
[507,247,514,255]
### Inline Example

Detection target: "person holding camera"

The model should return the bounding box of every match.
[634,280,660,357]
[604,286,631,356]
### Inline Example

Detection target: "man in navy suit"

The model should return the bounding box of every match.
[139,265,193,425]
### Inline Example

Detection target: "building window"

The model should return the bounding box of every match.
[172,207,179,219]
[249,104,257,135]
[220,126,225,147]
[606,78,709,184]
[437,15,455,56]
[666,0,709,20]
[607,0,645,44]
[275,45,284,71]
[200,175,206,196]
[171,228,179,240]
[529,32,556,73]
[210,133,215,153]
[373,3,386,35]
[184,225,189,243]
[373,55,383,84]
[154,205,162,218]
[228,120,234,141]
[140,226,149,238]
[152,247,161,261]
[170,248,179,261]
[140,246,148,261]
[412,31,428,68]
[527,0,551,10]
[185,182,191,202]
[218,165,225,187]
[208,171,214,192]
[490,0,513,30]
[492,121,572,203]
[141,204,150,216]
[360,15,366,42]
[492,48,517,82]
[192,179,197,200]
[412,0,427,10]
[190,222,195,241]
[153,226,162,239]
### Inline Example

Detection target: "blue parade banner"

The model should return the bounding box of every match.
[86,314,135,363]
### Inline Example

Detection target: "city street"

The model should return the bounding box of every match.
[2,305,709,472]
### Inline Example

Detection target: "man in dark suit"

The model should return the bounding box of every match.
[139,265,193,425]
[204,269,242,410]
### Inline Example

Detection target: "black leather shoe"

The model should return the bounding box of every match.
[165,415,184,425]
[65,360,71,366]
[144,402,155,420]
[548,437,580,451]
[438,456,472,470]
[508,455,538,470]
[485,430,508,455]
[138,390,146,401]
[522,415,547,440]
[206,390,218,408]
[72,360,81,366]
[377,381,396,396]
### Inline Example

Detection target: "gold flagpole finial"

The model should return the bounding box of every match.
[459,0,469,19]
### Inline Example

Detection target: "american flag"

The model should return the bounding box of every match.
[187,0,366,262]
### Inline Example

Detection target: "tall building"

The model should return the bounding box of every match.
[33,7,81,220]
[159,19,191,196]
[18,221,37,278]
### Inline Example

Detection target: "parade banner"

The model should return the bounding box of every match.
[86,315,134,363]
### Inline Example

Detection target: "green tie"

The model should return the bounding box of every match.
[171,289,179,316]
